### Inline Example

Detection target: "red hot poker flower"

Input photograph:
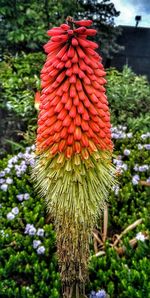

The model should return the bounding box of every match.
[33,18,116,297]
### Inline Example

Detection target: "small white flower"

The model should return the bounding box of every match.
[24,193,30,200]
[1,184,8,191]
[123,149,130,156]
[146,177,150,183]
[0,179,5,184]
[136,232,145,242]
[33,240,42,249]
[24,224,34,234]
[132,175,140,185]
[122,163,128,171]
[126,133,133,138]
[5,168,11,174]
[0,230,5,236]
[37,228,44,237]
[144,144,150,150]
[139,165,149,172]
[12,207,19,215]
[137,144,143,150]
[0,171,5,177]
[7,212,15,220]
[37,246,45,255]
[18,152,24,158]
[134,164,139,171]
[17,194,24,201]
[28,227,36,236]
[6,178,13,184]
[31,144,36,151]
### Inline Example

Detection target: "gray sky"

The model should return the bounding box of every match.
[113,0,150,27]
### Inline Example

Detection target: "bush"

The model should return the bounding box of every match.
[106,66,150,132]
[88,126,150,297]
[0,127,149,297]
[0,52,45,155]
[0,146,60,297]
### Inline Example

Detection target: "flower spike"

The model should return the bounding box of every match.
[32,17,116,297]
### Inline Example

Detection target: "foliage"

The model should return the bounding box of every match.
[0,0,80,55]
[106,66,150,131]
[0,128,149,297]
[88,127,150,297]
[0,146,60,298]
[0,0,121,59]
[0,52,44,155]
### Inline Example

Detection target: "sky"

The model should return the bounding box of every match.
[112,0,150,27]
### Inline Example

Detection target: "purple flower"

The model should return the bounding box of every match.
[37,246,45,255]
[12,207,19,215]
[123,149,130,156]
[37,228,44,237]
[144,144,150,150]
[24,193,30,200]
[18,152,24,158]
[90,290,106,298]
[139,165,149,172]
[132,175,140,185]
[1,184,8,191]
[7,212,15,220]
[5,168,11,174]
[24,224,35,234]
[96,290,106,298]
[6,177,13,184]
[141,133,148,140]
[0,179,5,184]
[33,240,42,249]
[0,171,5,177]
[28,227,36,236]
[17,194,24,202]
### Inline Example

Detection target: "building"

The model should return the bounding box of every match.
[111,25,150,80]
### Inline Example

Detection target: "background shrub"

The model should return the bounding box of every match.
[106,66,150,132]
[0,128,149,297]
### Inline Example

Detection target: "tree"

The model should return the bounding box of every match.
[0,0,121,59]
[0,0,80,54]
[78,0,123,59]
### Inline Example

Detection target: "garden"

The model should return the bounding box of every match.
[0,1,150,298]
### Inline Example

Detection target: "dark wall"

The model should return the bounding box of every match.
[111,26,150,80]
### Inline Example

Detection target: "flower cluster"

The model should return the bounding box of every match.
[17,193,30,201]
[113,156,128,174]
[141,132,150,140]
[0,146,35,192]
[33,240,46,255]
[134,164,149,172]
[90,289,107,298]
[7,207,19,220]
[24,224,45,254]
[111,126,133,140]
[132,175,140,185]
[36,19,113,158]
